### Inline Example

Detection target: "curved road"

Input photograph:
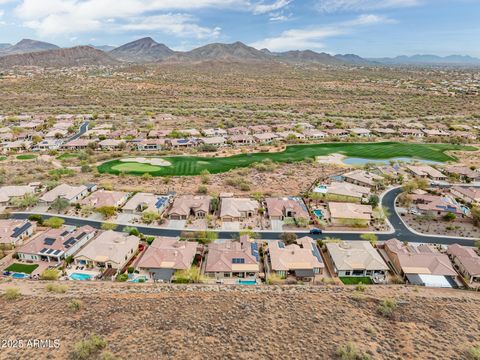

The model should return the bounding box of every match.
[66,121,89,142]
[10,187,477,246]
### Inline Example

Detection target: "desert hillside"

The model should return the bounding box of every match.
[0,282,479,359]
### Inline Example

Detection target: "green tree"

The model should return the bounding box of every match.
[368,194,380,208]
[50,197,70,213]
[141,211,159,224]
[101,222,118,231]
[11,193,39,208]
[96,206,116,219]
[280,232,297,245]
[360,233,378,247]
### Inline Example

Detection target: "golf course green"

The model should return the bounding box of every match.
[97,142,476,177]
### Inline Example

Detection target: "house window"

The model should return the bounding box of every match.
[345,271,351,276]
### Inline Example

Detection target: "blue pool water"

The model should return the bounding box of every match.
[313,209,324,219]
[70,273,92,281]
[11,273,29,279]
[237,279,257,285]
[128,276,147,283]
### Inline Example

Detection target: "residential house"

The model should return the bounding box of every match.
[372,128,397,136]
[227,126,250,135]
[275,131,306,140]
[62,139,95,150]
[451,186,480,205]
[249,125,271,133]
[136,237,198,282]
[0,220,36,247]
[265,197,309,221]
[40,184,89,204]
[328,202,373,226]
[325,129,349,138]
[79,190,129,208]
[409,193,464,217]
[45,129,68,139]
[148,129,171,138]
[229,134,255,145]
[315,181,370,201]
[3,140,32,152]
[203,128,228,137]
[343,170,384,189]
[98,139,125,150]
[447,244,480,286]
[443,166,480,182]
[0,184,38,206]
[73,230,139,273]
[33,139,63,151]
[123,193,171,214]
[170,139,197,148]
[302,129,327,139]
[423,129,450,137]
[266,237,324,280]
[17,225,96,263]
[181,128,201,137]
[199,136,226,147]
[406,165,447,181]
[204,236,259,280]
[399,129,424,138]
[349,128,372,137]
[325,241,389,280]
[168,195,211,220]
[383,239,458,287]
[135,139,165,151]
[253,132,278,143]
[220,197,260,222]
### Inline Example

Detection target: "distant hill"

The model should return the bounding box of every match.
[272,50,344,65]
[334,54,373,65]
[0,43,12,50]
[110,37,174,62]
[371,54,480,65]
[90,45,116,52]
[0,39,59,56]
[0,46,120,68]
[167,42,271,62]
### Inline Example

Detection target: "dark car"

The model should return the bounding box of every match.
[309,228,322,235]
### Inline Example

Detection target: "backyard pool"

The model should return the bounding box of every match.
[237,279,257,285]
[70,273,92,281]
[11,273,29,279]
[128,276,148,283]
[313,209,324,219]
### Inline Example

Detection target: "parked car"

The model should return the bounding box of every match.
[309,228,323,235]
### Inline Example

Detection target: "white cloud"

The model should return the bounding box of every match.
[316,0,422,13]
[251,14,391,51]
[252,0,291,15]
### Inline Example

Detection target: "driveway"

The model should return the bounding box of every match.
[221,222,241,231]
[271,220,284,231]
[116,213,140,224]
[167,220,187,230]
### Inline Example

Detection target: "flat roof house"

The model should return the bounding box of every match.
[74,230,139,273]
[0,220,36,247]
[266,237,324,280]
[205,236,259,281]
[17,225,96,263]
[79,190,129,208]
[169,195,211,220]
[447,244,480,286]
[328,202,373,227]
[451,186,480,205]
[265,197,309,221]
[136,237,198,282]
[123,192,171,214]
[325,241,389,281]
[383,239,458,288]
[40,184,89,204]
[220,197,260,222]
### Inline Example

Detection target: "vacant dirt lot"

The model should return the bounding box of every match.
[0,281,479,360]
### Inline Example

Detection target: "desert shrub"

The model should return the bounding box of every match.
[101,222,118,231]
[46,284,68,293]
[44,217,65,229]
[40,268,60,280]
[68,299,83,312]
[70,334,108,360]
[336,343,372,360]
[467,344,480,360]
[355,284,366,292]
[376,298,397,318]
[390,275,404,284]
[267,273,284,285]
[116,273,128,282]
[28,214,43,224]
[174,266,205,283]
[4,287,21,301]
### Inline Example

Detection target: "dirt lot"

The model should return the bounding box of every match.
[402,213,480,238]
[0,281,479,360]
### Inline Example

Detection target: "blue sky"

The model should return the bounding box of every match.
[0,0,479,57]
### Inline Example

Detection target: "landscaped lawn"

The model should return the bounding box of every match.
[57,153,80,160]
[97,142,476,177]
[339,276,373,285]
[5,263,39,274]
[16,154,37,160]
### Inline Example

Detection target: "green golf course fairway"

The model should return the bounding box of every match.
[97,142,476,177]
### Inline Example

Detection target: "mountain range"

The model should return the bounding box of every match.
[0,37,479,68]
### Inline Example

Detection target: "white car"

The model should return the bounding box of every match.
[409,208,421,216]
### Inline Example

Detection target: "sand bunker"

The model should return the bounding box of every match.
[316,153,347,166]
[120,157,171,167]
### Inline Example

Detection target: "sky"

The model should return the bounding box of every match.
[0,0,479,57]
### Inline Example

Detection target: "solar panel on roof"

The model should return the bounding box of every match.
[60,231,69,237]
[46,249,55,254]
[53,250,61,255]
[40,248,48,254]
[76,232,87,239]
[11,222,32,238]
[44,237,56,246]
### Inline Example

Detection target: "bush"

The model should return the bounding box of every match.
[267,273,283,285]
[123,226,140,236]
[68,299,83,312]
[28,214,43,224]
[46,284,68,293]
[336,343,372,360]
[174,266,205,283]
[70,334,108,360]
[355,284,366,292]
[127,267,134,274]
[116,273,128,282]
[376,298,397,318]
[44,217,65,229]
[101,222,118,231]
[4,287,21,301]
[40,268,60,280]
[467,344,480,360]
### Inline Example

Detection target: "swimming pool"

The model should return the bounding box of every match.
[11,273,29,279]
[237,279,257,285]
[128,276,147,283]
[313,209,324,219]
[70,273,92,281]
